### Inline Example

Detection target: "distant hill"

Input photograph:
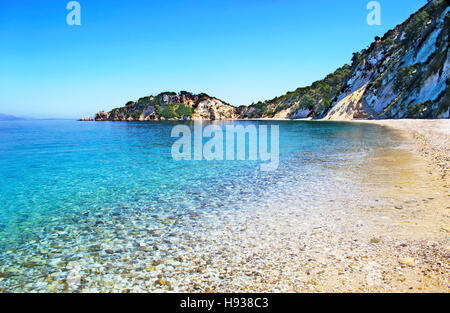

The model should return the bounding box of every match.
[0,114,24,121]
[94,91,238,121]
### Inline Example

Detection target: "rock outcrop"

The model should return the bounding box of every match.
[94,91,240,121]
[323,0,449,120]
[193,98,240,120]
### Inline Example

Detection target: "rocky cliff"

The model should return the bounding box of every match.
[244,0,449,120]
[324,0,449,120]
[94,91,239,121]
[91,0,448,121]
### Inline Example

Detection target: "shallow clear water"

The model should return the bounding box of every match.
[0,120,404,291]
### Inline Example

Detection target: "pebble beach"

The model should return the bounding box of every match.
[0,120,448,293]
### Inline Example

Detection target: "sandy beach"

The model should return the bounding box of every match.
[141,119,450,293]
[356,119,450,183]
[177,119,450,293]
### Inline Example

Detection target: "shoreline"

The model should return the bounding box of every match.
[82,117,450,182]
[350,119,450,183]
[247,117,449,183]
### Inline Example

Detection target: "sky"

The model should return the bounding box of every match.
[0,0,428,119]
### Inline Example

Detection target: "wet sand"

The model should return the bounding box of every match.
[354,119,450,182]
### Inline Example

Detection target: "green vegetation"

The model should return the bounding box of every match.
[405,101,433,118]
[401,0,447,50]
[438,88,449,116]
[194,93,212,106]
[158,91,177,97]
[394,65,420,92]
[132,110,142,119]
[155,105,163,116]
[426,12,449,76]
[175,103,195,117]
[351,52,364,69]
[381,37,394,48]
[293,65,352,115]
[111,92,202,120]
[403,11,430,47]
[160,106,177,119]
[427,46,447,76]
[249,65,352,118]
[298,94,315,110]
[155,103,194,119]
[372,75,383,89]
[425,0,447,18]
[253,102,269,116]
[133,96,159,112]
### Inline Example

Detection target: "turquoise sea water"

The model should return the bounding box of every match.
[0,120,401,291]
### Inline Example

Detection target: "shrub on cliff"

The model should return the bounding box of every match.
[175,104,194,117]
[403,11,430,48]
[250,64,351,118]
[394,65,420,92]
[132,110,142,119]
[160,106,177,119]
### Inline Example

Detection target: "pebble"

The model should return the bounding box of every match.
[399,257,415,266]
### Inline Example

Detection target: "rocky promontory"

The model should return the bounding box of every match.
[94,91,242,121]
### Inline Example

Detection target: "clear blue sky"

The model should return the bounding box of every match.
[0,0,427,118]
